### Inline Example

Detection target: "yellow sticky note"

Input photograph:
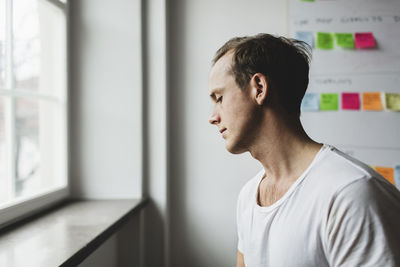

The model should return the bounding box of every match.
[362,92,382,111]
[375,166,395,184]
[385,93,400,111]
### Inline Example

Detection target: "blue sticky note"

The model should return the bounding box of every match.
[301,93,319,111]
[295,31,314,48]
[395,165,400,190]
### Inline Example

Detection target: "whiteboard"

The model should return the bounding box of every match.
[289,0,400,174]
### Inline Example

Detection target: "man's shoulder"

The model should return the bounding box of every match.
[306,145,396,199]
[309,145,380,186]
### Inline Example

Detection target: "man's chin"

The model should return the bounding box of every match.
[225,142,247,154]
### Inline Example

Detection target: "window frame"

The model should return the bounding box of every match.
[0,0,70,229]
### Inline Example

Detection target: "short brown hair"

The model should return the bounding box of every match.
[212,33,312,115]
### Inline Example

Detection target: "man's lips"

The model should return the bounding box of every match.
[219,128,227,134]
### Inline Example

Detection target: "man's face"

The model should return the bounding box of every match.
[208,52,260,154]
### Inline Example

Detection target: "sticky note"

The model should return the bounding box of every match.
[301,93,319,111]
[295,31,314,48]
[317,32,334,50]
[341,92,360,110]
[320,93,338,110]
[362,92,382,111]
[395,166,400,189]
[301,0,315,2]
[375,166,395,185]
[355,32,376,49]
[385,93,400,111]
[335,33,355,49]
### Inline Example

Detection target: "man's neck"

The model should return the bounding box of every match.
[249,110,322,184]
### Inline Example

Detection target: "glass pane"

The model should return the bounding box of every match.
[0,97,9,203]
[15,98,66,198]
[13,0,40,91]
[13,0,66,98]
[0,0,5,88]
[36,1,67,98]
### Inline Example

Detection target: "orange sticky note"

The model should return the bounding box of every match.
[362,92,382,111]
[375,166,395,184]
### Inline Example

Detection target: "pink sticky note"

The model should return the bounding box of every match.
[342,92,360,110]
[355,32,376,49]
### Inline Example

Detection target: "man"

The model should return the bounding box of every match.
[208,34,400,267]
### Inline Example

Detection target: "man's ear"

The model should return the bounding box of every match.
[250,73,268,105]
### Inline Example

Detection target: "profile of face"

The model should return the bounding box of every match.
[208,52,264,154]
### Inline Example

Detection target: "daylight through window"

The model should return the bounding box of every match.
[0,0,67,209]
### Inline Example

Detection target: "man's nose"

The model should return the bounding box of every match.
[209,109,220,125]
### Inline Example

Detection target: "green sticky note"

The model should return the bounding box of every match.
[320,93,339,110]
[385,93,400,111]
[335,33,355,49]
[301,0,315,2]
[317,32,334,50]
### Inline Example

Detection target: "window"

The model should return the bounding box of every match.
[0,0,68,227]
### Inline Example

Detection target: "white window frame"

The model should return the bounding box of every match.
[0,0,69,229]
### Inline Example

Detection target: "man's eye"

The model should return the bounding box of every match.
[217,96,223,103]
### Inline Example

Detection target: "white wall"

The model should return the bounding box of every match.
[70,0,144,266]
[168,1,288,266]
[142,0,169,266]
[70,0,143,199]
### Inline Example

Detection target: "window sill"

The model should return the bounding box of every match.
[0,198,148,266]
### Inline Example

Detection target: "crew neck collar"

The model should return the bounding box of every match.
[254,143,331,212]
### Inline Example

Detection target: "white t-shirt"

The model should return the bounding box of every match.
[237,144,400,267]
